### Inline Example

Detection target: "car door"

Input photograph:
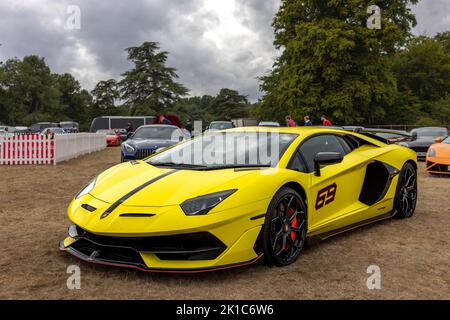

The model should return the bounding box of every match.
[293,134,369,234]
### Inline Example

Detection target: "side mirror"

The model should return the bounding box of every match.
[411,132,418,141]
[314,152,343,177]
[434,137,443,143]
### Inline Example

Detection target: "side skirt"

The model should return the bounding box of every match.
[315,212,395,240]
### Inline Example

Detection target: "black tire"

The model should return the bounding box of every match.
[393,162,417,219]
[261,187,307,267]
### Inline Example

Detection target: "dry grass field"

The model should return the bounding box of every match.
[0,147,449,299]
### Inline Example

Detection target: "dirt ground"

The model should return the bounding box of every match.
[0,147,449,300]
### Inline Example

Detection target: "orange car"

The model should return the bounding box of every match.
[426,135,450,174]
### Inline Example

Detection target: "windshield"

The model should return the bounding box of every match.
[147,132,297,169]
[209,122,234,130]
[412,128,448,138]
[442,136,450,144]
[60,123,75,128]
[97,130,115,135]
[133,126,178,140]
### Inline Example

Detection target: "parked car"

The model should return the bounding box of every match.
[41,127,66,137]
[60,121,79,133]
[258,121,280,127]
[205,121,235,134]
[30,122,59,133]
[96,129,121,147]
[121,124,191,161]
[232,118,258,127]
[401,127,449,160]
[426,134,450,175]
[113,128,128,141]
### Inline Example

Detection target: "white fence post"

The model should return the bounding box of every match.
[0,133,106,165]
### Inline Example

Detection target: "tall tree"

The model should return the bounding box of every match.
[392,34,450,125]
[119,42,188,115]
[91,79,120,118]
[0,55,62,125]
[260,0,418,125]
[208,88,250,120]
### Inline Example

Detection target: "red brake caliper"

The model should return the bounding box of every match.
[285,208,297,250]
[290,208,297,241]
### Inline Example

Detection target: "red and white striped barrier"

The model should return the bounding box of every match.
[0,134,54,165]
[0,133,107,165]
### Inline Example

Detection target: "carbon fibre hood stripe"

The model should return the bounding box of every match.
[100,170,177,219]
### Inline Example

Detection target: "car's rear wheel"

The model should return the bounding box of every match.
[393,162,417,219]
[261,187,307,267]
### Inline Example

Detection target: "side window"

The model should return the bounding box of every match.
[299,135,348,172]
[288,150,308,172]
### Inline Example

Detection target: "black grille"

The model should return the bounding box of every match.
[71,239,145,266]
[427,161,450,173]
[69,226,226,261]
[135,148,155,159]
[411,146,429,153]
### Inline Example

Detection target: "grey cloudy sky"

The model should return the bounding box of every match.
[0,0,448,101]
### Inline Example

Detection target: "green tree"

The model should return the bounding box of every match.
[392,35,450,124]
[260,0,418,125]
[119,42,188,115]
[91,79,120,118]
[0,55,62,125]
[208,88,250,120]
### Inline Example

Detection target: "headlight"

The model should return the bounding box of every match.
[180,189,237,216]
[428,148,436,157]
[123,143,135,152]
[398,142,409,147]
[75,178,97,199]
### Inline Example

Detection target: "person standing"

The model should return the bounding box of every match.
[304,115,312,126]
[321,115,332,126]
[126,122,134,133]
[185,119,193,134]
[286,116,296,127]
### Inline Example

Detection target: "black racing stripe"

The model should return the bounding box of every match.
[101,170,177,219]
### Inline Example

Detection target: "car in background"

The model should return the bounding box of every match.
[426,135,450,175]
[205,121,235,134]
[30,122,59,133]
[121,125,190,161]
[0,125,17,134]
[96,129,121,147]
[41,127,66,137]
[402,127,449,160]
[258,121,280,127]
[60,121,79,133]
[113,128,128,142]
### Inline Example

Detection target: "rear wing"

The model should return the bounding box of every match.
[342,127,415,144]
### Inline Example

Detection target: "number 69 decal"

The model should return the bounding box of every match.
[315,183,337,210]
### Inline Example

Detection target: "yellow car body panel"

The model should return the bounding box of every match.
[60,127,417,272]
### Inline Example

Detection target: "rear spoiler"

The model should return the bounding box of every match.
[342,127,416,144]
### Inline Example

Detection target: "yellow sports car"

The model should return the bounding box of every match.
[60,127,418,272]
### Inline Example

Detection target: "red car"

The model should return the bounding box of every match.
[97,129,121,146]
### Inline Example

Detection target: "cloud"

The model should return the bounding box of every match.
[0,0,448,102]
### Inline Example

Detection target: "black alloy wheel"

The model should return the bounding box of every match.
[262,187,307,266]
[394,162,417,219]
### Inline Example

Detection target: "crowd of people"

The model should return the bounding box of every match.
[285,115,332,127]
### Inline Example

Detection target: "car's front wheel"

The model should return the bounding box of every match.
[393,162,417,219]
[261,187,307,267]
